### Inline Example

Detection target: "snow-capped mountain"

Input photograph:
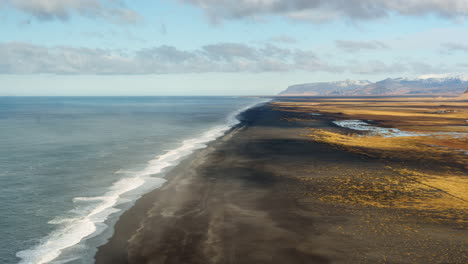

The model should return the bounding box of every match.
[279,74,468,96]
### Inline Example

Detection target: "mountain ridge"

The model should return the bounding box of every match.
[279,74,468,96]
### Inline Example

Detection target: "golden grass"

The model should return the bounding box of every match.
[273,97,468,167]
[307,129,468,168]
[294,168,467,224]
[394,169,468,203]
[272,99,468,133]
[274,97,468,222]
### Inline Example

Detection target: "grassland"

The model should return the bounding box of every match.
[273,97,468,224]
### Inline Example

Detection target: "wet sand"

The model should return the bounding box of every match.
[95,102,467,264]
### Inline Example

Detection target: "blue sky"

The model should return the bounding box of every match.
[1,0,467,95]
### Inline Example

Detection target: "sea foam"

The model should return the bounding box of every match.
[16,99,267,264]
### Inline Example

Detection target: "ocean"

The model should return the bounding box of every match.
[0,96,263,264]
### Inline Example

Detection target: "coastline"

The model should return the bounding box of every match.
[11,98,265,264]
[95,101,467,264]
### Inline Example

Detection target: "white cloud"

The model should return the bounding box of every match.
[269,35,297,44]
[442,42,468,53]
[0,0,140,23]
[0,42,456,76]
[179,0,468,23]
[349,60,448,74]
[336,40,389,52]
[350,60,407,74]
[0,42,342,74]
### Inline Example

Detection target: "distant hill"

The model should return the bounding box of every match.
[279,74,468,96]
[278,80,372,96]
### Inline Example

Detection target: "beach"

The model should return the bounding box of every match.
[1,97,261,264]
[95,99,467,264]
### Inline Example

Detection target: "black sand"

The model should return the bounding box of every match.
[95,103,467,264]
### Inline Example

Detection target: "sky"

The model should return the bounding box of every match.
[1,0,468,95]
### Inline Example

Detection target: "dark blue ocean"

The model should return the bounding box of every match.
[0,96,263,264]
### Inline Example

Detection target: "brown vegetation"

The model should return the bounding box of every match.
[273,97,468,225]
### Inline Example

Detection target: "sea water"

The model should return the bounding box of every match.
[0,96,263,264]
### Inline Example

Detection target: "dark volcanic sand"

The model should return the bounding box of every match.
[95,103,467,264]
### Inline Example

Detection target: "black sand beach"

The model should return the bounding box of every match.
[95,102,467,264]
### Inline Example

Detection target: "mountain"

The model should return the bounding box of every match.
[278,80,372,96]
[279,74,468,96]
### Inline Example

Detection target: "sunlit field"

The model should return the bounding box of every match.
[273,97,468,225]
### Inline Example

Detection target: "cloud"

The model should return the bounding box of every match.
[349,60,448,74]
[269,35,297,44]
[179,0,468,23]
[202,43,258,60]
[0,0,140,23]
[350,60,407,74]
[409,61,449,74]
[0,42,137,74]
[1,42,455,76]
[0,42,343,74]
[336,40,389,52]
[441,42,468,53]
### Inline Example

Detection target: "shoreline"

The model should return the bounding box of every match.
[96,101,467,264]
[91,102,266,263]
[94,107,254,263]
[13,99,265,264]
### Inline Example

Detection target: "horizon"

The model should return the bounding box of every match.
[1,1,468,95]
